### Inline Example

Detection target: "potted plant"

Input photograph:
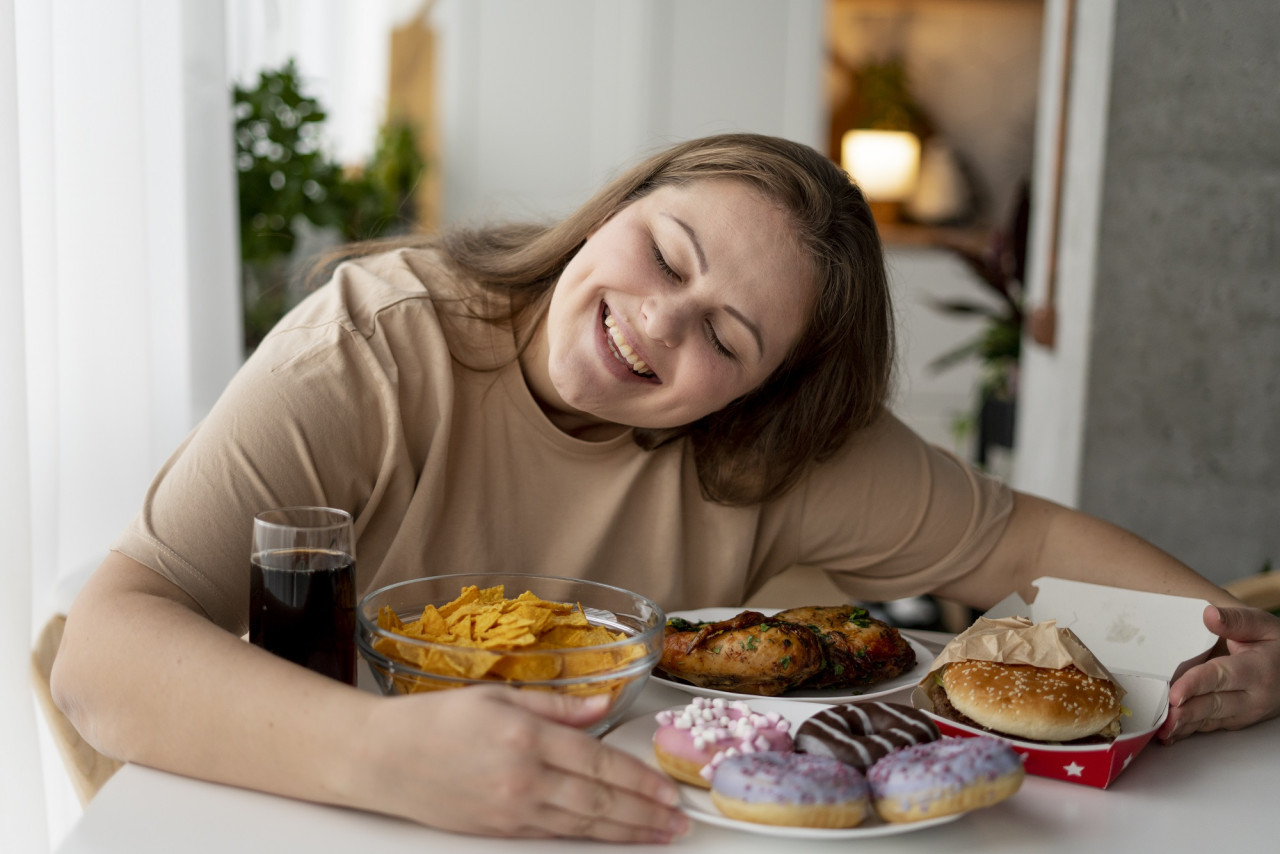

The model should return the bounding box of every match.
[927,184,1030,467]
[232,59,426,353]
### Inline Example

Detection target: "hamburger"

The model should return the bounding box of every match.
[922,617,1126,744]
[927,659,1124,743]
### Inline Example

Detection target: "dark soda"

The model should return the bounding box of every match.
[249,548,356,685]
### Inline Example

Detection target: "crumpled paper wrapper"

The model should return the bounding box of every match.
[919,616,1124,699]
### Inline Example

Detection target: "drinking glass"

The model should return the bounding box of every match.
[249,506,357,685]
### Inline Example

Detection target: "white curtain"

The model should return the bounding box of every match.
[1,0,44,849]
[1,0,241,849]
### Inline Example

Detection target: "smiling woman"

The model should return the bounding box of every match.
[50,131,1280,845]
[528,179,815,437]
[387,133,894,505]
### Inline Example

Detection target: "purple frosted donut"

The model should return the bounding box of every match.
[709,752,869,828]
[795,701,940,771]
[867,736,1025,823]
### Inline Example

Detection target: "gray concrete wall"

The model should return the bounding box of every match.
[1078,2,1280,585]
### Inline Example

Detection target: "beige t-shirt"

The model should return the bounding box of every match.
[114,248,1012,634]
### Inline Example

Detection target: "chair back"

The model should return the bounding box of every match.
[30,615,123,805]
[1223,572,1280,612]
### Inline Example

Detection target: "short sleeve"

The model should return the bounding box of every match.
[796,412,1013,602]
[110,261,428,633]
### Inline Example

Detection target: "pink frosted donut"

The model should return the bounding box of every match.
[867,736,1025,823]
[709,752,869,828]
[652,697,794,788]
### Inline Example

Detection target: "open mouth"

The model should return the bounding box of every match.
[602,306,657,379]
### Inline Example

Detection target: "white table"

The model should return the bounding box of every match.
[58,634,1280,853]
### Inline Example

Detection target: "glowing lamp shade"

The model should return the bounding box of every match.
[841,129,921,202]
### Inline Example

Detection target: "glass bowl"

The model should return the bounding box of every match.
[357,573,665,735]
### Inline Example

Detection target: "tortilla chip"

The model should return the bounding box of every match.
[374,584,634,692]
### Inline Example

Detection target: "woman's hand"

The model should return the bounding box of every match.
[57,556,687,841]
[1159,605,1280,744]
[348,685,689,843]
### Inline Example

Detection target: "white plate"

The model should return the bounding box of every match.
[653,607,935,703]
[604,697,962,839]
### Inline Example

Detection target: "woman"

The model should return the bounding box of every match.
[53,134,1280,842]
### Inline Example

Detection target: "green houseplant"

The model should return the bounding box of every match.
[928,185,1030,466]
[233,59,426,352]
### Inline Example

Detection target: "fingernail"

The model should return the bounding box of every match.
[581,694,611,712]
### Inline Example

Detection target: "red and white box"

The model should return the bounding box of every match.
[911,577,1218,788]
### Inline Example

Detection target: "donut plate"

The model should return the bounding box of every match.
[604,697,964,839]
[654,607,933,703]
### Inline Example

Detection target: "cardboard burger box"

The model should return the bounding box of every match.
[911,577,1218,788]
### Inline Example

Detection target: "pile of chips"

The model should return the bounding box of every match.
[373,584,646,691]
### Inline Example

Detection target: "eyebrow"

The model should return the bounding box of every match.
[725,306,765,360]
[662,212,765,360]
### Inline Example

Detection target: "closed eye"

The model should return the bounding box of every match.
[705,320,735,360]
[653,241,734,360]
[651,244,680,282]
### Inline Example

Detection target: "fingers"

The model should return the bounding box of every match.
[542,722,680,803]
[367,686,690,841]
[1205,604,1280,646]
[1168,654,1268,718]
[499,687,613,728]
[535,719,688,841]
[533,788,689,843]
[1160,685,1256,744]
[1170,607,1280,706]
[485,763,686,843]
[1159,607,1280,744]
[541,759,687,840]
[476,689,688,841]
[1168,655,1237,707]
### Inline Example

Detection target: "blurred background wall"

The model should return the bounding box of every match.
[1017,0,1280,584]
[222,0,1280,585]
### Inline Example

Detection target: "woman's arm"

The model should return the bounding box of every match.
[935,491,1237,608]
[933,491,1280,742]
[52,553,687,842]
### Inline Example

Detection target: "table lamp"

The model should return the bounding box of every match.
[840,129,921,224]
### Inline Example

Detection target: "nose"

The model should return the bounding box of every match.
[639,295,690,348]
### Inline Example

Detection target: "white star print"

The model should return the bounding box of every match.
[1063,762,1085,777]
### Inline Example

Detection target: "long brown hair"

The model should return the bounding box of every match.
[322,133,894,505]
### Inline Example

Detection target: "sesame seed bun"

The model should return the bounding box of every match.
[940,659,1124,743]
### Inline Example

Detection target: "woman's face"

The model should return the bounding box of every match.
[526,178,815,436]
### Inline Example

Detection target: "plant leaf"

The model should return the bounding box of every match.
[927,337,984,374]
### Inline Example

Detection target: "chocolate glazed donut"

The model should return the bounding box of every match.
[795,701,940,772]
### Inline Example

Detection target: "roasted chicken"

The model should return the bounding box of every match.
[657,605,916,696]
[773,605,917,688]
[656,610,825,696]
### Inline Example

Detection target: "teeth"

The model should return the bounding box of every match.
[603,308,654,377]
